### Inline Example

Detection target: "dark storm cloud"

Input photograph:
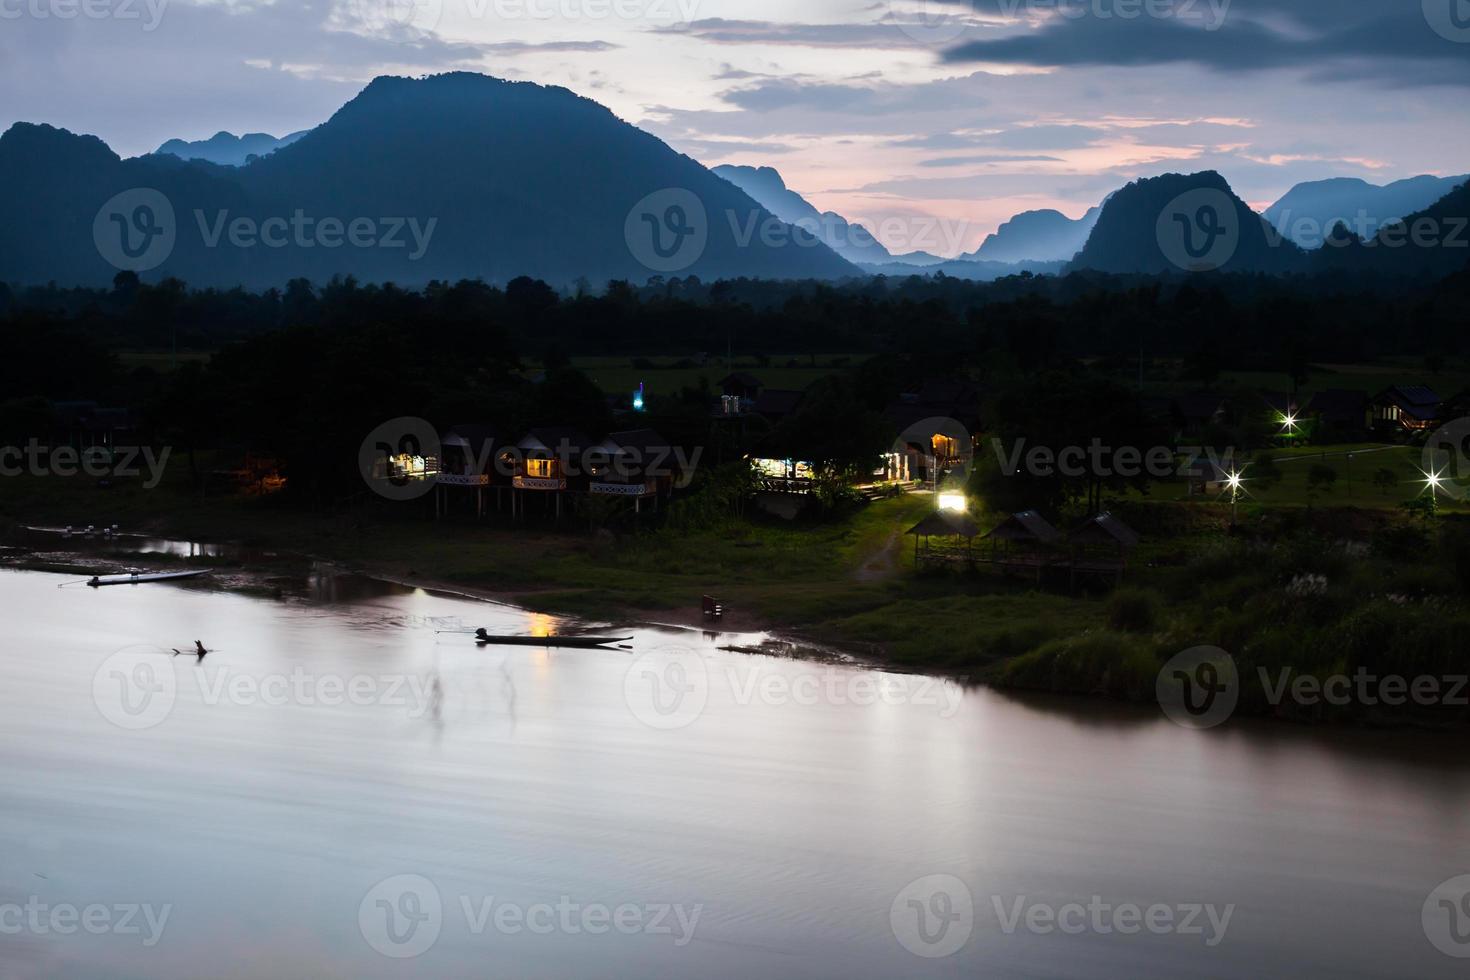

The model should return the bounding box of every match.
[942,0,1470,86]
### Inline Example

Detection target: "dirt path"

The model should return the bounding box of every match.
[854,528,902,582]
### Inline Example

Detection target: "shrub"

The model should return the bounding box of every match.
[1107,588,1162,633]
[999,632,1160,700]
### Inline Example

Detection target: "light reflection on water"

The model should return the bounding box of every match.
[0,567,1467,979]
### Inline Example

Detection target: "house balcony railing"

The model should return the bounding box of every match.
[590,480,657,497]
[514,476,567,491]
[437,473,492,487]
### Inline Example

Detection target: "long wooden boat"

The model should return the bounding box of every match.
[473,633,632,649]
[86,569,211,588]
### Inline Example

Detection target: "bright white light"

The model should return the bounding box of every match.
[938,492,967,513]
[1226,471,1243,491]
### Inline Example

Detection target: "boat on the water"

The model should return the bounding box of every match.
[86,570,211,588]
[472,630,631,649]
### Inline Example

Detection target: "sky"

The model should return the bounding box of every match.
[2,0,1468,255]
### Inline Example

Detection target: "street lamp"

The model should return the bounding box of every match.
[1226,468,1244,527]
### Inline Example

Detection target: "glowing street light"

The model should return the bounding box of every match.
[1224,467,1245,527]
[938,492,968,513]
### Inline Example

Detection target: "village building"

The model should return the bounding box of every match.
[511,427,590,519]
[1368,385,1440,433]
[588,428,678,512]
[435,425,500,518]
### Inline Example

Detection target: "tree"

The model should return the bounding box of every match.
[1307,464,1337,500]
[1373,468,1397,496]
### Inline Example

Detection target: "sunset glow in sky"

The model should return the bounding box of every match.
[2,0,1467,254]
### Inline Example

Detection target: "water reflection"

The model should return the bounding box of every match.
[0,566,1467,979]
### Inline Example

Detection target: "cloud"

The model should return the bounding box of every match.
[918,154,1064,166]
[482,40,620,56]
[653,16,992,49]
[941,1,1470,87]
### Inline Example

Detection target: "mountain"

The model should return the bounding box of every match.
[0,73,857,289]
[1312,180,1470,280]
[155,130,309,166]
[712,164,895,266]
[966,206,1101,264]
[1265,174,1470,249]
[1069,171,1306,275]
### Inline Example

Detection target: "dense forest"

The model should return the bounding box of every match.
[3,265,1467,507]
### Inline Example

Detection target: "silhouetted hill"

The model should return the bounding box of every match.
[967,206,1100,263]
[0,73,856,288]
[1069,172,1306,275]
[156,130,309,166]
[1264,174,1470,249]
[1265,174,1470,248]
[1312,179,1470,280]
[712,164,894,265]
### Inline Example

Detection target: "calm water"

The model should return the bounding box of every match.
[1,566,1468,979]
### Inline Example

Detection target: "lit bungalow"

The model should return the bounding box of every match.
[1369,386,1440,433]
[588,428,678,513]
[511,427,590,519]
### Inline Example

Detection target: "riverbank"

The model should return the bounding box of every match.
[4,471,1468,728]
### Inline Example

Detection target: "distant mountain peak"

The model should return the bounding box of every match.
[712,163,895,265]
[155,129,308,166]
[1070,171,1305,275]
[3,72,855,288]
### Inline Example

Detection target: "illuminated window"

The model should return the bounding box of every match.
[932,434,959,459]
[526,458,559,479]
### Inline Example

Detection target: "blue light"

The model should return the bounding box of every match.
[633,382,645,412]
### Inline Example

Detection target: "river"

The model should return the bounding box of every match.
[1,565,1467,978]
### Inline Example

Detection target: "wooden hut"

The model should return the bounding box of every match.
[906,510,981,569]
[1067,512,1140,588]
[982,510,1062,582]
